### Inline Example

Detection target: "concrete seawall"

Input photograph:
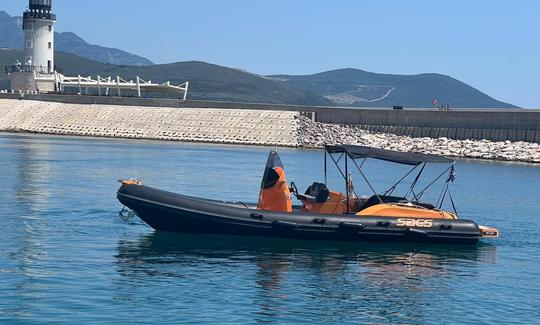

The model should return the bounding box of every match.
[1,98,539,163]
[315,109,540,143]
[1,93,539,143]
[0,99,301,147]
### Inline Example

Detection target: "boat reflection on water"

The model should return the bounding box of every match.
[116,232,497,272]
[115,232,497,320]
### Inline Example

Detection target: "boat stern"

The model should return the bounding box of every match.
[479,225,500,238]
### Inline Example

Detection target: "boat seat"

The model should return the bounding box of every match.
[295,193,318,203]
[357,195,408,211]
[302,182,330,203]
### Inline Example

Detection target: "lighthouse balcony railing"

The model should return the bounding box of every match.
[23,11,56,21]
[4,65,62,75]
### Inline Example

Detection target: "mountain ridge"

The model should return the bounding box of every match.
[268,68,517,108]
[0,7,517,108]
[0,48,517,107]
[54,32,153,66]
[0,11,153,66]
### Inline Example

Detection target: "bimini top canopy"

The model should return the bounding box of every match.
[326,145,454,165]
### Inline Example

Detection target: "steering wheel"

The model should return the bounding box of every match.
[289,181,299,197]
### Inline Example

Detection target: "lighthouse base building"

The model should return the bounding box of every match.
[10,71,57,93]
[8,0,189,98]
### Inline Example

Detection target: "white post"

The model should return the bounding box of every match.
[136,76,141,97]
[183,82,189,101]
[54,72,58,93]
[59,74,64,93]
[116,76,121,97]
[78,75,82,94]
[97,75,101,96]
[106,77,111,96]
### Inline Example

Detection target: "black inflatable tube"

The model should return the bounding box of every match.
[117,184,481,245]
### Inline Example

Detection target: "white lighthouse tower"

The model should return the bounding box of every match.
[23,0,56,73]
[10,0,57,93]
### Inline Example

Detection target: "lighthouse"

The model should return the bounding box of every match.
[9,0,57,93]
[23,0,56,73]
[7,0,188,98]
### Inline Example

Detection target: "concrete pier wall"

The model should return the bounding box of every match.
[1,93,539,143]
[314,109,540,143]
[0,99,300,147]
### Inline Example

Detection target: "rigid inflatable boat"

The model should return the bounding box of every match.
[117,145,499,245]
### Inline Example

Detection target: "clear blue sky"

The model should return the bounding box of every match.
[4,0,539,107]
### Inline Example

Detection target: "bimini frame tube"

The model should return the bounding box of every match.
[406,162,427,201]
[383,164,420,196]
[345,153,350,214]
[415,162,455,202]
[324,148,328,186]
[327,151,359,199]
[350,157,382,204]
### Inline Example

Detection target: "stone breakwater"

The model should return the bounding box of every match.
[297,116,540,164]
[1,99,539,164]
[0,99,300,147]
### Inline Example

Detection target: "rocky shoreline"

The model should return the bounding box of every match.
[296,116,540,164]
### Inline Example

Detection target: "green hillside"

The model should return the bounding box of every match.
[269,68,517,108]
[0,49,332,105]
[1,49,517,108]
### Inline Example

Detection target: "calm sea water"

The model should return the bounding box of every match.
[1,133,539,324]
